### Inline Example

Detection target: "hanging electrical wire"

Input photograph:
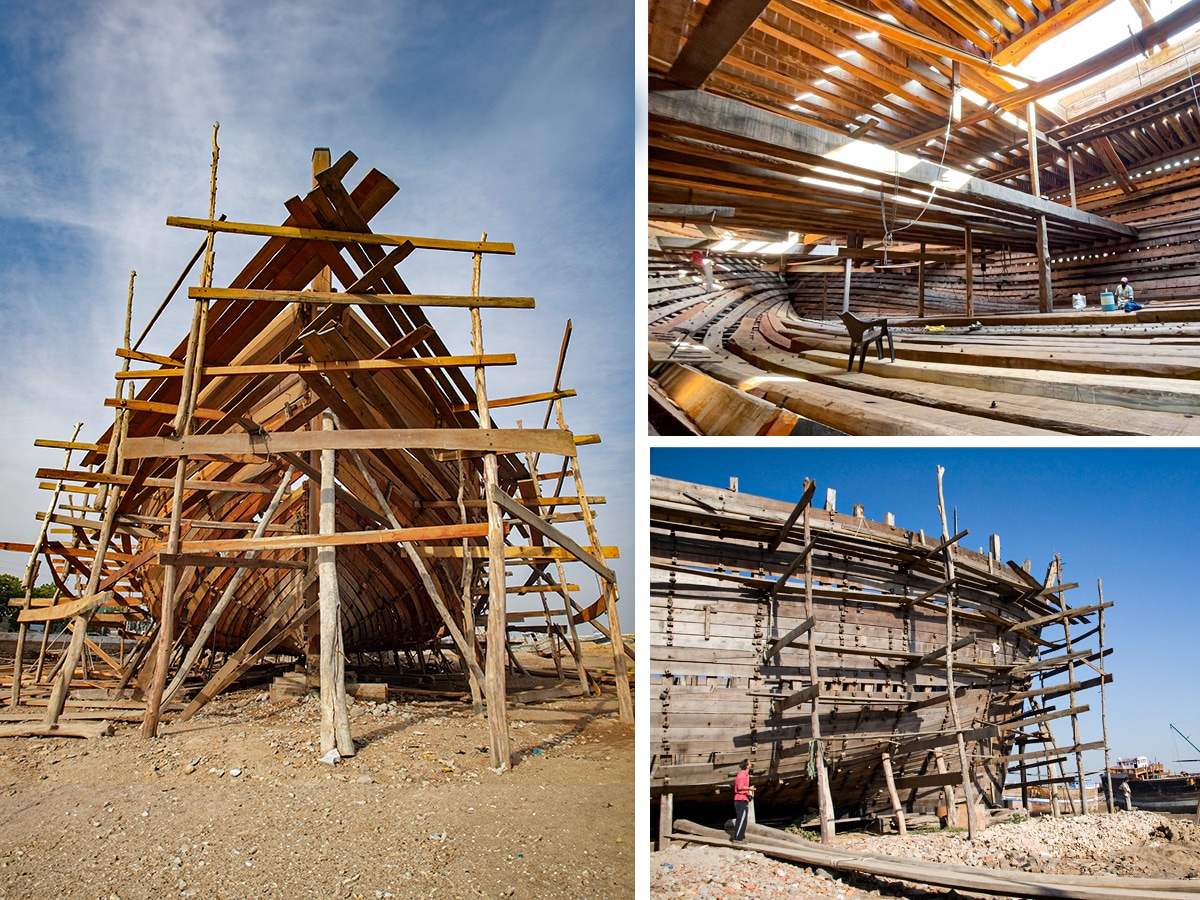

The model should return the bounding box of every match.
[879,81,961,246]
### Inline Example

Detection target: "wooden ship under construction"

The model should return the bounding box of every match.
[651,473,1114,840]
[1,140,631,764]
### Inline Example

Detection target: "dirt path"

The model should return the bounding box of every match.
[0,687,633,899]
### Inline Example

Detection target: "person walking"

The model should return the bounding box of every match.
[732,760,754,842]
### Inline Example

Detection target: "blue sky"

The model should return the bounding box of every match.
[0,2,634,622]
[650,447,1200,773]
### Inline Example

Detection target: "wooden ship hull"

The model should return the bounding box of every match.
[1125,776,1200,814]
[650,475,1111,826]
[4,146,632,746]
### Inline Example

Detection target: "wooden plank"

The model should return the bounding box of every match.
[893,771,968,790]
[33,439,107,453]
[415,545,620,561]
[103,396,225,421]
[34,468,281,494]
[899,577,958,608]
[1007,600,1113,631]
[450,389,577,413]
[1006,673,1113,702]
[18,592,112,623]
[509,684,586,704]
[117,354,517,380]
[769,539,817,598]
[488,484,615,582]
[999,740,1107,764]
[166,216,516,254]
[772,683,820,712]
[667,0,770,88]
[157,553,308,571]
[122,427,577,460]
[189,287,535,308]
[892,725,1000,757]
[906,634,976,668]
[173,522,488,555]
[762,615,817,659]
[766,480,817,554]
[0,721,113,739]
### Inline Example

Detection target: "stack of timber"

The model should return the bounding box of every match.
[651,475,1113,835]
[1,147,631,756]
[648,253,1200,436]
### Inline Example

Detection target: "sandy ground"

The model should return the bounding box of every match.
[652,810,1200,899]
[0,681,633,900]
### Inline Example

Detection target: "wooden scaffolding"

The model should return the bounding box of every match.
[1,143,631,762]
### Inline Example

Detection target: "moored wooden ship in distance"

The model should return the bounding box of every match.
[1106,755,1200,814]
[651,473,1114,838]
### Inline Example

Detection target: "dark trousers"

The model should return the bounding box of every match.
[733,799,750,840]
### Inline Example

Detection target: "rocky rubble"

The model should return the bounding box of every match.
[653,811,1200,898]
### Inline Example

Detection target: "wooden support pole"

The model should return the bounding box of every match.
[457,459,484,716]
[318,412,354,758]
[1036,214,1053,313]
[936,466,978,840]
[964,224,973,319]
[1067,153,1077,209]
[1097,581,1114,813]
[659,792,674,850]
[842,257,852,313]
[1026,102,1042,198]
[917,242,926,318]
[548,361,633,725]
[1055,557,1088,815]
[472,234,512,770]
[933,749,957,824]
[881,752,907,835]
[804,496,835,843]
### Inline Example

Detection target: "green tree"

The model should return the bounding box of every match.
[0,576,56,630]
[0,574,23,630]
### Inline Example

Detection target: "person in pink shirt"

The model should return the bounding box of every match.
[731,759,753,842]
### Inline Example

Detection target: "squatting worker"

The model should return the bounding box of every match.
[732,759,753,842]
[1116,276,1135,305]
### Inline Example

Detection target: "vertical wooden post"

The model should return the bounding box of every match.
[1055,556,1087,815]
[933,748,957,824]
[936,466,978,839]
[1097,581,1114,813]
[1018,735,1030,811]
[143,125,219,737]
[1036,215,1053,313]
[881,751,907,835]
[562,455,632,722]
[141,456,189,737]
[842,257,852,313]
[804,495,835,843]
[1026,102,1042,198]
[964,225,973,318]
[917,243,926,318]
[1026,103,1053,312]
[470,234,512,770]
[658,792,674,850]
[318,412,354,757]
[304,147,332,691]
[1067,152,1077,209]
